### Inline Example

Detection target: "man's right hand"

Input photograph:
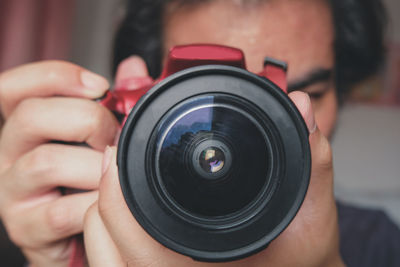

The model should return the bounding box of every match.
[0,60,120,267]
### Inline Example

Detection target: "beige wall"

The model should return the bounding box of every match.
[69,0,125,80]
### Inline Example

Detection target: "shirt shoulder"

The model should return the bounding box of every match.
[337,202,400,267]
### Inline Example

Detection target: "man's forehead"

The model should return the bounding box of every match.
[164,0,334,80]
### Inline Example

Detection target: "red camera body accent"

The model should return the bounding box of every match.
[99,44,287,122]
[160,44,246,78]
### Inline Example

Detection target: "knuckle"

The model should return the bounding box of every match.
[85,103,107,132]
[46,200,72,235]
[19,145,56,180]
[40,60,79,82]
[0,67,17,102]
[11,98,42,127]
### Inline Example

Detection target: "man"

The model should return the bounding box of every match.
[0,0,398,266]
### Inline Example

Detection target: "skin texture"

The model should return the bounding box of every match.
[0,0,344,266]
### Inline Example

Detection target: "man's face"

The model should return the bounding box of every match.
[163,0,338,138]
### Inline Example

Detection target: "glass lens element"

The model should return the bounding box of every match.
[155,95,271,217]
[200,147,225,174]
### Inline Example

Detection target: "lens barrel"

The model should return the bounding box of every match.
[117,65,311,262]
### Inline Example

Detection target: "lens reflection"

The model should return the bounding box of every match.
[156,96,270,217]
[200,147,225,174]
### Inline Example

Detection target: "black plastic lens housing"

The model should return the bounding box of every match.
[117,65,311,262]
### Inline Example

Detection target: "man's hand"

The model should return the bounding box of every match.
[84,59,345,267]
[0,60,124,267]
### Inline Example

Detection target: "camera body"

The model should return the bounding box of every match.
[99,44,287,122]
[99,44,311,262]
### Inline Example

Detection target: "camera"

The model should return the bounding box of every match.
[99,44,311,262]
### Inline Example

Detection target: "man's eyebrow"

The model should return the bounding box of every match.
[287,68,333,92]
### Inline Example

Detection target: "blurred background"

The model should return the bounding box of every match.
[0,0,399,266]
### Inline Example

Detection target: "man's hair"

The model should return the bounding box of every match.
[113,0,387,99]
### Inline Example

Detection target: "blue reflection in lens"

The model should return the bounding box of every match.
[161,106,213,147]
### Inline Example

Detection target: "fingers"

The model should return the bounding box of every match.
[97,147,148,256]
[0,97,119,164]
[97,147,197,267]
[288,91,332,177]
[4,191,98,248]
[288,91,333,201]
[22,240,74,267]
[307,127,334,205]
[0,144,103,201]
[288,91,316,134]
[115,56,149,81]
[0,61,114,267]
[97,147,167,262]
[84,202,125,267]
[0,60,109,118]
[270,92,337,263]
[114,56,153,90]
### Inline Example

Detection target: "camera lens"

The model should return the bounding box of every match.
[192,139,232,180]
[154,95,271,218]
[117,65,311,261]
[199,147,225,174]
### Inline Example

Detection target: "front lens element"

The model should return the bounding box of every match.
[153,95,273,218]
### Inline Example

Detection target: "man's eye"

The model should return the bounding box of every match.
[308,91,325,99]
[302,86,329,99]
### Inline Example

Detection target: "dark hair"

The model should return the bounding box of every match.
[113,0,387,99]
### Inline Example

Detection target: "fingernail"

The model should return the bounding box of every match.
[80,70,109,97]
[297,92,317,134]
[290,91,317,135]
[102,146,113,175]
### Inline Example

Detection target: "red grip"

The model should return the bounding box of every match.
[68,236,85,267]
[258,58,288,93]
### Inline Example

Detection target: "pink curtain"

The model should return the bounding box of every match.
[0,0,75,72]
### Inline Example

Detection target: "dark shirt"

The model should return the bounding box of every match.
[338,202,400,267]
[2,202,400,266]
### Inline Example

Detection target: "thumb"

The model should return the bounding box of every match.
[114,56,153,90]
[97,147,197,266]
[97,145,161,261]
[288,91,333,194]
[84,201,125,267]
